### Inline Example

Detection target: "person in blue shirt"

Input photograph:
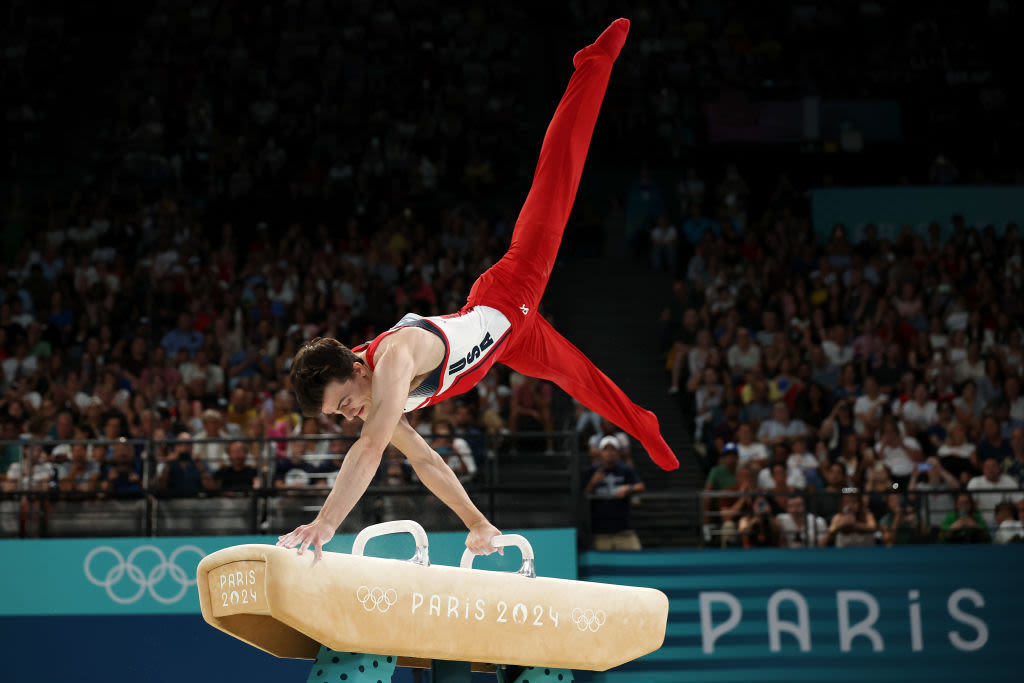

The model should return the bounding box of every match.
[584,435,646,550]
[160,312,204,358]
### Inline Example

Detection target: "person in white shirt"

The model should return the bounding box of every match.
[853,376,888,437]
[785,437,821,488]
[966,458,1023,526]
[757,402,809,447]
[735,422,769,471]
[992,502,1024,544]
[821,324,854,366]
[936,423,978,478]
[909,456,960,530]
[1005,376,1024,423]
[726,328,761,376]
[777,495,828,547]
[874,417,922,483]
[896,383,937,435]
[953,342,985,385]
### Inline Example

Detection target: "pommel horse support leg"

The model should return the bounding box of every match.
[196,521,668,682]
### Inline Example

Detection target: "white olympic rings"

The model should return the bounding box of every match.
[356,585,398,613]
[83,545,206,605]
[571,607,607,632]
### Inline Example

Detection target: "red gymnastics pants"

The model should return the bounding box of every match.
[463,19,679,470]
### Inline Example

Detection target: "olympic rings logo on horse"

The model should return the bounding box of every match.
[356,586,399,613]
[83,545,206,605]
[571,607,606,632]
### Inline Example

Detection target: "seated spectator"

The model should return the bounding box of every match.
[925,399,957,452]
[180,348,225,400]
[584,435,646,550]
[194,409,231,471]
[777,496,828,548]
[853,376,888,437]
[757,401,809,447]
[940,493,990,544]
[160,312,204,358]
[879,492,925,546]
[827,492,877,547]
[809,346,840,392]
[863,465,895,521]
[690,367,726,443]
[792,381,830,429]
[786,437,822,489]
[273,440,320,489]
[716,465,758,542]
[101,441,144,495]
[703,444,738,517]
[213,441,260,495]
[874,417,921,488]
[1002,427,1024,482]
[908,456,959,531]
[735,423,769,471]
[812,462,848,520]
[225,388,259,432]
[896,382,937,437]
[265,389,301,459]
[819,397,855,452]
[977,414,1012,465]
[711,401,743,456]
[726,328,761,377]
[744,379,775,425]
[759,459,804,510]
[966,458,1023,526]
[737,494,781,548]
[831,433,866,483]
[937,422,978,481]
[431,420,477,482]
[155,433,213,495]
[953,380,983,435]
[375,446,414,486]
[992,501,1024,544]
[3,444,55,493]
[58,435,99,493]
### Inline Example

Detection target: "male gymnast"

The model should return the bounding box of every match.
[277,18,678,560]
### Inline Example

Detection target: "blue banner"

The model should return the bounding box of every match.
[580,544,1023,683]
[810,186,1024,243]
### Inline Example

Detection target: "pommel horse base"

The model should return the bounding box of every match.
[196,521,668,682]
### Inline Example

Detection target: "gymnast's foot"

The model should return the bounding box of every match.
[574,17,630,67]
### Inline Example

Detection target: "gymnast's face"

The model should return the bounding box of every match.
[321,364,372,420]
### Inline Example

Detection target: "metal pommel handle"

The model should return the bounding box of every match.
[351,520,430,566]
[459,534,535,578]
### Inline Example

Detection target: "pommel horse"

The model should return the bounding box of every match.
[196,521,668,682]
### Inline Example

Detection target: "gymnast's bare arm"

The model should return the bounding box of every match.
[389,415,502,555]
[277,333,499,560]
[276,337,420,559]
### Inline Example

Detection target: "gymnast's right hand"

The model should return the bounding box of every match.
[276,516,335,561]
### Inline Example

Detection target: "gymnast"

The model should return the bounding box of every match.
[277,18,678,561]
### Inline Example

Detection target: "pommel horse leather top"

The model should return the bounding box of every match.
[196,521,668,671]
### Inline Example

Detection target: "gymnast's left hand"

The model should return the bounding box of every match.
[276,516,336,562]
[466,520,503,556]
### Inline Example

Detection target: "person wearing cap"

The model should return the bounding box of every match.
[584,435,646,550]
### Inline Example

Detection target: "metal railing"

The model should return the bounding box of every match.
[0,430,585,540]
[697,487,1023,548]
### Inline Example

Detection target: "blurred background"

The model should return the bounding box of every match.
[1,2,1023,681]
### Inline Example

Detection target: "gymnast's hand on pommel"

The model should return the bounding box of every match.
[466,519,504,556]
[276,515,336,561]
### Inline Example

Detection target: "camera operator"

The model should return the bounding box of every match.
[155,431,214,495]
[738,494,781,548]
